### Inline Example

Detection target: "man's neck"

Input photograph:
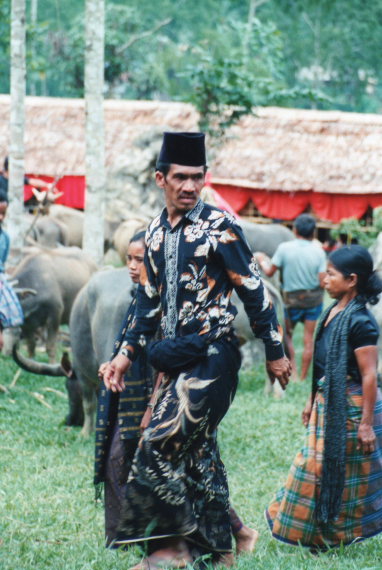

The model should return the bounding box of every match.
[167,209,184,228]
[296,235,313,241]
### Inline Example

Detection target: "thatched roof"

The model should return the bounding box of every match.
[0,95,199,176]
[211,107,382,195]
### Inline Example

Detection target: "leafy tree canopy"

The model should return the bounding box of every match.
[1,0,381,133]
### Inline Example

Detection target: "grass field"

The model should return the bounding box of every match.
[1,326,382,570]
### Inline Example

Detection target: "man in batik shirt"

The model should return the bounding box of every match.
[103,132,291,569]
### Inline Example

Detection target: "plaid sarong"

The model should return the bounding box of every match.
[266,379,382,548]
[0,274,23,328]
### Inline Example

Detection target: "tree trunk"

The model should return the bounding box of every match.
[82,0,106,264]
[8,0,26,261]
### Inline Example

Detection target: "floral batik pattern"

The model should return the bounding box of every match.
[123,200,283,361]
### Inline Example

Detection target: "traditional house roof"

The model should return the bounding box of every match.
[211,107,382,195]
[0,95,199,176]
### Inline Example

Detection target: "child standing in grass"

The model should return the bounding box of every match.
[0,191,24,350]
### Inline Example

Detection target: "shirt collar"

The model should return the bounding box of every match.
[185,199,204,223]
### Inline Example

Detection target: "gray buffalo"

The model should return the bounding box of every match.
[232,281,286,398]
[30,216,69,248]
[113,218,148,263]
[5,247,97,361]
[239,218,294,257]
[13,267,135,436]
[49,204,84,247]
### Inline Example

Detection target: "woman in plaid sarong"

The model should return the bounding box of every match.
[266,245,382,549]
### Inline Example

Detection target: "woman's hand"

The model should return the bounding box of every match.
[354,346,378,454]
[302,397,313,427]
[103,353,131,392]
[357,423,376,454]
[98,361,109,378]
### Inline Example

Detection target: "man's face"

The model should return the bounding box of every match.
[156,164,205,214]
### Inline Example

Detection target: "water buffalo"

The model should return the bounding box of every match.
[5,247,98,361]
[49,204,84,247]
[13,267,135,436]
[232,281,286,398]
[30,216,69,248]
[113,218,148,263]
[239,218,294,257]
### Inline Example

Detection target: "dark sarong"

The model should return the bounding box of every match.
[116,334,241,557]
[104,425,138,546]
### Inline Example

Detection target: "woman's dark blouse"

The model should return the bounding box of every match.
[315,306,379,382]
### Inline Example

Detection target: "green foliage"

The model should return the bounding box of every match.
[3,0,382,131]
[262,0,382,113]
[0,0,10,93]
[183,17,326,136]
[330,209,382,248]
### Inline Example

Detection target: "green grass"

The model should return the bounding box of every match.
[1,327,381,569]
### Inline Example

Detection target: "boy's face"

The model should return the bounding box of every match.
[0,202,8,225]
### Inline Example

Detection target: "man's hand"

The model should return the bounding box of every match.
[266,356,291,390]
[102,353,132,392]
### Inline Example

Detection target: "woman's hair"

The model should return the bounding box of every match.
[328,244,382,304]
[129,230,146,246]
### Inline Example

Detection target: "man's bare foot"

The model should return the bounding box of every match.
[214,552,235,568]
[234,525,259,554]
[128,553,189,570]
[128,538,192,570]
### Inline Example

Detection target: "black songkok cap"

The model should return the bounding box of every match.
[157,132,206,167]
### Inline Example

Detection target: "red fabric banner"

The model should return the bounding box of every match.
[214,185,252,213]
[252,190,309,221]
[25,175,85,209]
[212,183,382,223]
[310,193,369,223]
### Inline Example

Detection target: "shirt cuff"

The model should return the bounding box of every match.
[119,342,135,361]
[264,342,285,361]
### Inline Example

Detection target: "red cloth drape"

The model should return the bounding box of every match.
[215,185,252,213]
[212,183,382,223]
[310,193,369,223]
[252,190,309,220]
[25,175,85,209]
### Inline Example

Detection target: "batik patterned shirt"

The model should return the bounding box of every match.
[122,200,284,361]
